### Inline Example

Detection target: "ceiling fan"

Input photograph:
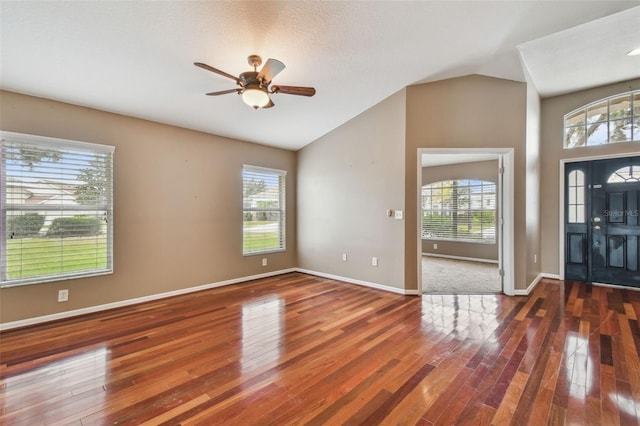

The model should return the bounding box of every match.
[194,55,316,109]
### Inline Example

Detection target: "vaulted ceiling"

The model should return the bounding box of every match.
[1,1,639,150]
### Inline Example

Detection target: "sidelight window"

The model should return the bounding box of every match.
[567,170,586,223]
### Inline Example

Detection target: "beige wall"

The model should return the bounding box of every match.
[0,90,297,323]
[421,160,499,261]
[297,90,407,290]
[406,75,529,291]
[539,78,640,276]
[4,71,594,324]
[525,68,541,286]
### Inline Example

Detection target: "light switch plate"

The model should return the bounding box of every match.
[394,210,403,220]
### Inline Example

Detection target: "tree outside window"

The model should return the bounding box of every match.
[422,180,496,244]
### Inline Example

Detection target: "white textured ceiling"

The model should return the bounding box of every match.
[518,6,640,97]
[1,1,639,151]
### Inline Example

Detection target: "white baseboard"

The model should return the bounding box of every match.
[513,272,560,296]
[6,265,554,331]
[592,282,640,292]
[295,268,420,296]
[541,273,560,280]
[514,274,542,295]
[422,253,499,264]
[0,268,297,331]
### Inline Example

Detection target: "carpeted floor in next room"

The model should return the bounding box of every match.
[422,256,501,294]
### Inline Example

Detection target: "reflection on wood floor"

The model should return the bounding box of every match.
[1,273,639,425]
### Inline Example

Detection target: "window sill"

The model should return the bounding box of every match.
[1,269,113,288]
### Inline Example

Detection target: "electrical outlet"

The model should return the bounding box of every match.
[433,243,438,249]
[262,258,268,267]
[342,253,347,261]
[58,289,69,302]
[371,257,378,267]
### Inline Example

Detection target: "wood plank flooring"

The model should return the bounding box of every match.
[1,272,640,425]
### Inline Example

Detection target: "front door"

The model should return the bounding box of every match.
[565,156,640,288]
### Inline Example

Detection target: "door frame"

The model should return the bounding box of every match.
[417,148,514,296]
[559,152,638,281]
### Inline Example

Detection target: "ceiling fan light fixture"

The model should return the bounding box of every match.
[195,55,315,109]
[242,87,270,109]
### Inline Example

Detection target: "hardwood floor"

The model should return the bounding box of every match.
[1,272,639,425]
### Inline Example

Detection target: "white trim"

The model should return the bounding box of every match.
[0,130,115,153]
[559,161,566,280]
[296,268,419,296]
[541,273,561,280]
[242,164,287,177]
[513,272,560,296]
[0,268,296,331]
[515,273,544,295]
[422,253,499,264]
[501,151,515,296]
[0,268,422,331]
[592,281,640,292]
[417,148,515,296]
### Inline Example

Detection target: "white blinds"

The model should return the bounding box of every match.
[421,180,496,244]
[1,132,114,286]
[242,165,286,255]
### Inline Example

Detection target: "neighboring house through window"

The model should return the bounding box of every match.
[1,132,114,287]
[242,165,286,255]
[421,179,496,244]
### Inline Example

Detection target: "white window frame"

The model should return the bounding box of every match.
[567,170,586,223]
[1,131,114,287]
[242,165,286,256]
[421,179,497,244]
[564,90,640,149]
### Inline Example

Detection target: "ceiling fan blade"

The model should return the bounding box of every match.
[194,62,240,85]
[257,58,285,84]
[271,85,316,97]
[262,99,275,109]
[206,88,242,96]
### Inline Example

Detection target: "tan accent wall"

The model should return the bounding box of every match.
[524,69,541,286]
[421,160,499,261]
[539,78,640,276]
[0,90,297,323]
[297,90,407,290]
[2,71,565,323]
[406,75,529,291]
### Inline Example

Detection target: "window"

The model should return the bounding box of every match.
[607,165,640,183]
[567,170,586,223]
[1,132,114,287]
[421,180,496,244]
[242,165,286,255]
[564,90,640,148]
